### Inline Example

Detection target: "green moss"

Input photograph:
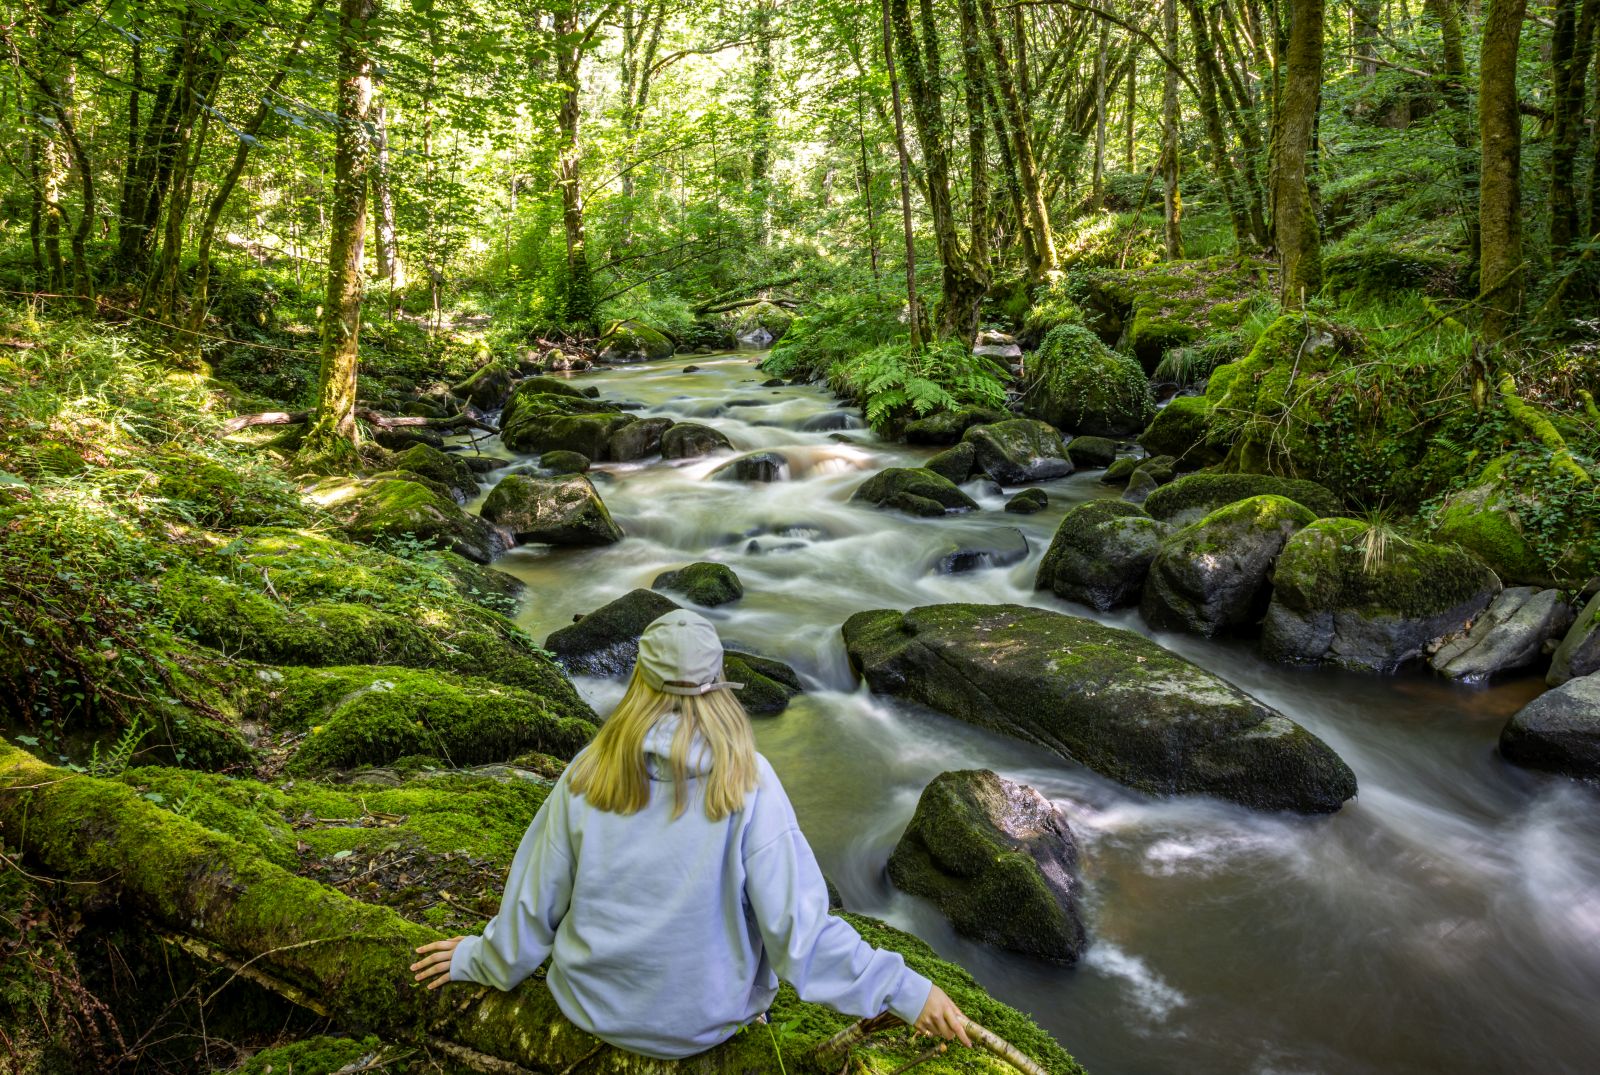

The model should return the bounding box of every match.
[723,651,803,715]
[152,446,308,529]
[851,467,980,515]
[1139,396,1222,468]
[1143,471,1343,523]
[1079,256,1267,371]
[1024,323,1154,436]
[1429,450,1600,585]
[1272,517,1498,620]
[652,561,745,607]
[232,1036,386,1075]
[305,475,499,563]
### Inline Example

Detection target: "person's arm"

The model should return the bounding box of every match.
[424,777,576,991]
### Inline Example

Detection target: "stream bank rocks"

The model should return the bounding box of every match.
[306,475,505,564]
[889,769,1087,962]
[851,467,979,516]
[1036,500,1170,611]
[843,603,1357,812]
[481,473,624,547]
[962,419,1074,485]
[1548,591,1600,686]
[1500,673,1600,780]
[1429,587,1574,682]
[1144,472,1343,525]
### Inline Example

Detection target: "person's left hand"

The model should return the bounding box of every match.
[411,937,465,990]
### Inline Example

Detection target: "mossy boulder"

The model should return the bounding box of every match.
[1142,495,1318,637]
[903,406,1009,446]
[607,416,674,461]
[734,301,795,346]
[1499,673,1600,780]
[660,422,733,459]
[1121,467,1161,506]
[1036,500,1170,611]
[388,443,481,503]
[723,651,803,715]
[653,562,745,607]
[843,603,1358,812]
[267,665,598,775]
[962,419,1074,486]
[451,360,517,410]
[499,380,606,431]
[1079,256,1265,370]
[1144,471,1343,526]
[502,408,637,460]
[1064,435,1118,469]
[480,473,624,547]
[597,319,675,363]
[540,449,590,474]
[925,441,977,483]
[306,476,505,563]
[1430,587,1575,683]
[1023,323,1154,436]
[850,467,979,516]
[1139,396,1224,470]
[1548,591,1600,686]
[1100,455,1140,485]
[710,451,789,482]
[544,588,683,676]
[1430,452,1600,586]
[1263,518,1502,672]
[1004,488,1049,514]
[888,769,1087,963]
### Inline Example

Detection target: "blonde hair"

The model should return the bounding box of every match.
[567,666,758,820]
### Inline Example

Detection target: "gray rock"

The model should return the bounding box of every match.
[851,467,979,516]
[539,450,590,474]
[451,361,516,410]
[926,528,1029,574]
[709,451,789,482]
[963,419,1074,486]
[1122,468,1160,505]
[1500,673,1600,780]
[660,422,733,459]
[799,411,862,432]
[1548,591,1600,686]
[888,769,1086,963]
[608,416,674,461]
[925,442,977,484]
[1036,500,1170,611]
[480,474,624,546]
[1431,587,1575,682]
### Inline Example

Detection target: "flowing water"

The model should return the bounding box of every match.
[461,353,1600,1075]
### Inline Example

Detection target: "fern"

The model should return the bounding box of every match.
[833,339,1008,433]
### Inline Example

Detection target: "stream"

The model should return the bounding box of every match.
[461,353,1600,1075]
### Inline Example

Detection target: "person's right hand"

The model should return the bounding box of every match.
[913,984,973,1047]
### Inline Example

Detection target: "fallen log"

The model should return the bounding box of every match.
[220,408,497,437]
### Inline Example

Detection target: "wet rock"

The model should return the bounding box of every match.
[1431,587,1575,682]
[761,377,786,388]
[724,651,803,715]
[1499,673,1600,780]
[1548,591,1600,686]
[451,361,517,410]
[963,419,1074,485]
[710,451,788,482]
[725,398,771,409]
[539,450,590,474]
[1004,488,1049,514]
[682,365,702,373]
[660,422,733,459]
[307,476,505,564]
[1065,436,1117,470]
[653,562,745,607]
[800,411,862,433]
[903,406,1009,446]
[828,433,858,445]
[1144,472,1343,526]
[541,349,591,373]
[371,426,444,452]
[1121,467,1161,506]
[888,769,1086,963]
[388,443,481,503]
[608,416,674,461]
[734,301,794,347]
[1100,455,1140,486]
[843,603,1358,812]
[545,589,682,676]
[1142,495,1319,637]
[1263,518,1501,672]
[926,528,1029,574]
[1022,323,1154,436]
[499,378,597,428]
[850,467,979,516]
[1036,500,1170,611]
[925,442,977,484]
[598,319,674,363]
[480,474,624,547]
[1138,396,1225,470]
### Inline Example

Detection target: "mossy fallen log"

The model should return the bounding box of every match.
[0,742,1080,1074]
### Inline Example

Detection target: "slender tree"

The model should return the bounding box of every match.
[1477,0,1527,344]
[1271,0,1324,306]
[880,0,924,349]
[1161,0,1184,259]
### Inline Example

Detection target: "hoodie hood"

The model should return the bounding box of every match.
[642,713,714,780]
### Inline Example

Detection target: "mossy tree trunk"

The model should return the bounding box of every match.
[956,0,991,270]
[553,2,621,332]
[1270,0,1324,307]
[1477,0,1528,345]
[1550,0,1598,262]
[977,0,1057,280]
[1160,0,1184,260]
[748,0,777,249]
[880,0,926,350]
[1423,0,1479,263]
[306,0,379,456]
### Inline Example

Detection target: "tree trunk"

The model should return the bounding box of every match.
[881,0,925,350]
[749,0,777,248]
[306,0,379,457]
[977,0,1058,278]
[1125,41,1137,170]
[371,103,403,286]
[1353,0,1379,77]
[1550,0,1598,260]
[1092,11,1110,207]
[1271,0,1324,307]
[1184,0,1253,250]
[1161,0,1184,260]
[1423,0,1478,261]
[1478,0,1528,344]
[856,92,881,288]
[956,0,991,269]
[553,3,619,330]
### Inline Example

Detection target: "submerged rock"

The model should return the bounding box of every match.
[1036,500,1170,611]
[926,528,1029,574]
[1430,587,1574,682]
[888,769,1087,963]
[1144,471,1343,526]
[653,562,745,607]
[843,603,1357,812]
[710,451,788,482]
[545,589,682,676]
[1263,518,1500,672]
[1004,488,1049,514]
[607,416,674,461]
[1500,673,1600,780]
[963,419,1074,486]
[1141,495,1318,637]
[307,476,505,564]
[660,422,733,459]
[799,411,861,433]
[480,474,624,547]
[851,467,979,517]
[1548,592,1600,687]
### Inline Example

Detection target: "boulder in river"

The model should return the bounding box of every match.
[903,406,1008,446]
[723,651,803,715]
[451,360,517,411]
[387,443,481,503]
[660,422,733,459]
[652,562,745,607]
[1141,495,1318,637]
[1004,488,1049,514]
[545,589,683,676]
[1430,587,1574,682]
[1022,323,1154,436]
[607,416,674,461]
[1100,455,1140,486]
[1144,472,1343,526]
[1138,396,1225,470]
[887,769,1087,963]
[850,467,978,517]
[539,449,590,474]
[480,473,624,547]
[710,451,788,483]
[925,528,1029,574]
[502,407,637,460]
[843,603,1358,812]
[1263,518,1501,672]
[925,442,977,484]
[500,379,608,430]
[962,419,1074,486]
[1064,436,1118,470]
[799,411,862,433]
[307,476,505,564]
[1548,591,1600,687]
[1121,467,1161,506]
[1035,500,1171,611]
[1499,672,1600,780]
[597,319,674,363]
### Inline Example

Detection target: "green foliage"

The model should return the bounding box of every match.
[830,339,1009,433]
[1029,322,1153,434]
[762,292,907,382]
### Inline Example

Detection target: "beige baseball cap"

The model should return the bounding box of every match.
[637,610,745,696]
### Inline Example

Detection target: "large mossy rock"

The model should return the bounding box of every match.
[1548,591,1600,686]
[499,380,602,431]
[607,416,674,461]
[387,444,481,504]
[1139,396,1224,470]
[1064,435,1117,470]
[1499,673,1600,780]
[502,407,637,460]
[710,451,788,482]
[480,473,624,546]
[888,769,1086,963]
[597,319,675,363]
[306,476,505,564]
[1430,451,1600,587]
[1142,495,1318,637]
[652,562,744,607]
[1263,518,1501,672]
[660,422,733,459]
[723,651,803,715]
[1022,323,1154,436]
[962,419,1074,485]
[544,589,683,676]
[925,441,977,483]
[903,406,1008,446]
[734,301,795,346]
[1143,471,1343,525]
[268,665,597,775]
[1430,587,1574,683]
[1078,256,1264,370]
[1035,500,1170,611]
[843,603,1358,812]
[451,360,517,410]
[850,467,979,516]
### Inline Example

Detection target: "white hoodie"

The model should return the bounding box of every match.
[449,715,932,1059]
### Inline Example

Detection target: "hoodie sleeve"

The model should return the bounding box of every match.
[449,774,575,991]
[741,765,933,1025]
